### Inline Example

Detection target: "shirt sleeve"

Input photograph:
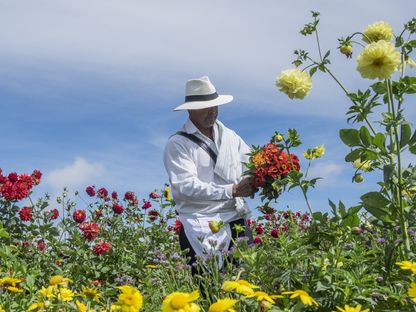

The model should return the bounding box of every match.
[163,138,234,201]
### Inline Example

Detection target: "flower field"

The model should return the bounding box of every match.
[1,12,416,312]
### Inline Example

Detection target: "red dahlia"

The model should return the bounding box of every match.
[112,203,124,214]
[73,209,86,223]
[19,206,33,221]
[81,222,100,240]
[93,241,111,256]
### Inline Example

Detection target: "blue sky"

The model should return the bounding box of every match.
[1,0,415,215]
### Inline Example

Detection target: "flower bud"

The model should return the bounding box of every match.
[353,174,364,183]
[274,134,283,142]
[340,44,353,58]
[208,220,223,234]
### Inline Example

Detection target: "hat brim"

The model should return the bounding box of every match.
[173,95,233,111]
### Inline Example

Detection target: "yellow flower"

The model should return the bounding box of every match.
[49,275,72,287]
[336,304,370,312]
[353,159,371,172]
[222,280,259,296]
[276,68,312,99]
[362,21,393,43]
[0,305,4,312]
[164,186,171,201]
[314,144,325,158]
[0,277,23,287]
[57,287,74,302]
[208,298,238,312]
[6,286,23,293]
[303,145,325,160]
[162,290,200,312]
[39,285,56,299]
[396,260,416,273]
[82,286,101,302]
[27,302,45,312]
[252,152,266,167]
[356,40,401,80]
[76,300,97,312]
[408,283,416,303]
[145,264,157,269]
[407,57,416,68]
[115,285,143,311]
[245,291,281,304]
[282,289,318,306]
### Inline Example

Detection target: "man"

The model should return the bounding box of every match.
[163,76,255,273]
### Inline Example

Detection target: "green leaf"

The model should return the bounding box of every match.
[409,145,416,155]
[400,123,412,148]
[407,129,416,146]
[345,149,362,162]
[309,66,318,77]
[383,165,395,184]
[373,133,386,151]
[359,126,372,147]
[371,82,386,94]
[360,192,391,221]
[339,129,361,147]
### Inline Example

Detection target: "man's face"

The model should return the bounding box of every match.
[188,106,218,130]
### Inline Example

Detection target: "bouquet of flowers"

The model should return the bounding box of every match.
[246,133,301,201]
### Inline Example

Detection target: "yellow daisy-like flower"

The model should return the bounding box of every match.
[76,300,97,312]
[49,275,72,287]
[353,159,371,172]
[245,291,282,304]
[396,260,416,273]
[115,285,143,312]
[408,282,416,303]
[356,40,401,80]
[282,290,318,306]
[362,21,393,43]
[164,186,171,201]
[6,286,23,293]
[208,298,238,312]
[0,305,4,312]
[314,144,325,158]
[82,286,101,302]
[276,68,312,99]
[162,290,200,312]
[57,287,74,302]
[39,285,56,299]
[222,280,259,296]
[0,277,23,287]
[27,302,45,312]
[336,304,370,312]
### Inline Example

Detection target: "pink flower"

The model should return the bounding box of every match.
[111,191,118,200]
[37,240,46,251]
[141,201,152,210]
[147,209,159,221]
[19,207,33,221]
[86,186,96,197]
[255,225,264,235]
[149,192,159,199]
[93,241,111,256]
[253,236,263,245]
[50,208,59,220]
[73,210,86,223]
[97,187,108,199]
[112,203,124,214]
[271,228,279,238]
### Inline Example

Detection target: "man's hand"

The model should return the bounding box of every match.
[232,177,256,197]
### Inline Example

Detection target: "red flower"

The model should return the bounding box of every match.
[124,192,138,205]
[73,210,86,223]
[142,201,152,210]
[253,175,266,188]
[50,208,59,220]
[81,222,100,240]
[173,218,182,235]
[21,240,31,248]
[97,187,108,199]
[253,236,263,245]
[85,186,96,197]
[8,172,18,183]
[37,240,46,251]
[255,225,264,235]
[111,191,118,200]
[246,219,255,227]
[93,241,111,256]
[271,228,279,238]
[149,192,159,199]
[19,206,33,221]
[112,203,124,214]
[31,170,42,185]
[147,209,159,221]
[0,173,33,201]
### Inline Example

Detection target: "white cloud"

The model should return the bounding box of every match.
[44,157,105,194]
[307,161,344,186]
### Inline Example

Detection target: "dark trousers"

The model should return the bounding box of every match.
[179,218,247,276]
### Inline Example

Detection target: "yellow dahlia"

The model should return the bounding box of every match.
[57,287,74,302]
[0,277,23,287]
[222,280,259,296]
[337,304,370,312]
[162,290,200,312]
[39,285,56,299]
[208,298,238,312]
[408,282,416,303]
[276,68,312,99]
[114,285,143,312]
[27,302,45,312]
[76,300,97,312]
[245,291,281,303]
[362,21,393,43]
[352,159,371,172]
[282,289,318,306]
[356,40,401,80]
[6,286,23,293]
[82,286,101,302]
[49,275,72,287]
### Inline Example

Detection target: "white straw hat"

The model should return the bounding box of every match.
[174,76,233,111]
